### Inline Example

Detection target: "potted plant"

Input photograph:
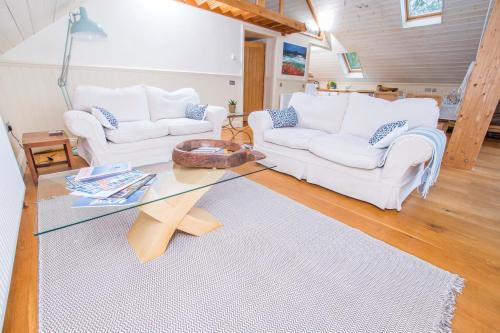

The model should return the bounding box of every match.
[327,81,337,90]
[228,99,237,114]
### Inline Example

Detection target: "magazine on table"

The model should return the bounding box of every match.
[75,162,131,181]
[66,169,150,199]
[109,174,156,199]
[191,147,224,154]
[72,177,156,208]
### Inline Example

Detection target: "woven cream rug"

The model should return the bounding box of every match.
[38,175,463,332]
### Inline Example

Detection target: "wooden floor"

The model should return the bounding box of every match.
[3,129,500,333]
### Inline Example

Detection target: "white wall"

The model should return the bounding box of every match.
[0,113,25,330]
[1,0,243,75]
[0,0,321,161]
[0,0,248,158]
[0,63,241,157]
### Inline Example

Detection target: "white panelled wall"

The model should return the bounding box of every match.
[0,63,242,154]
[0,0,314,160]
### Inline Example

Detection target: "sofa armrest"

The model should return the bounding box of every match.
[248,111,272,146]
[204,105,227,139]
[63,111,107,149]
[381,136,433,180]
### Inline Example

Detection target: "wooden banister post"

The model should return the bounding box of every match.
[279,0,284,14]
[443,0,500,169]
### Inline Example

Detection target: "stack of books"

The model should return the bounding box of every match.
[66,163,156,208]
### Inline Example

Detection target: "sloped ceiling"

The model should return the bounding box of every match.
[306,0,491,83]
[0,0,490,84]
[0,0,83,54]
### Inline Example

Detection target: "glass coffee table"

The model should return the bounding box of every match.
[36,161,275,263]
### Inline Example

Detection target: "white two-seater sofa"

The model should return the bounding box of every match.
[64,85,227,166]
[249,92,440,210]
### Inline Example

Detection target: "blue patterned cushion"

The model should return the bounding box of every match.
[91,106,119,130]
[267,106,298,128]
[368,120,408,148]
[185,103,208,120]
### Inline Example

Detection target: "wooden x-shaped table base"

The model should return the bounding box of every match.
[127,184,222,263]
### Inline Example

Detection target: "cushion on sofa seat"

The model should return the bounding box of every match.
[146,86,200,121]
[308,133,385,170]
[263,128,327,150]
[73,85,150,122]
[156,118,212,136]
[105,121,169,144]
[288,92,349,133]
[341,93,439,139]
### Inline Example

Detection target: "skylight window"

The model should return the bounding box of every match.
[338,52,364,78]
[401,0,442,28]
[342,52,362,73]
[406,0,442,20]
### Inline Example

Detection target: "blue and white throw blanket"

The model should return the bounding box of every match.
[378,127,447,198]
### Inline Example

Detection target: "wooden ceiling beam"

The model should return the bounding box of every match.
[305,0,321,36]
[207,0,221,10]
[214,0,306,32]
[443,0,500,169]
[178,0,306,34]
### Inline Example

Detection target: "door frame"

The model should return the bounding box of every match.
[242,29,277,117]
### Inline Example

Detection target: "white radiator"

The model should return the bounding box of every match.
[0,114,25,329]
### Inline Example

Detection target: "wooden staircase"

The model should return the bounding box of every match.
[178,0,307,35]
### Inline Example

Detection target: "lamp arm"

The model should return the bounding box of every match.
[58,16,74,109]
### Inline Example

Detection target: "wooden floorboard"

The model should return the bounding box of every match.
[3,129,500,333]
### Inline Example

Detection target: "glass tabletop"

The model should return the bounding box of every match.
[36,161,275,236]
[227,113,245,118]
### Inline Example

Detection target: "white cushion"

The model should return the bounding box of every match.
[288,92,348,133]
[146,86,200,121]
[73,85,150,122]
[105,121,169,144]
[157,118,212,136]
[341,93,439,139]
[263,128,327,150]
[308,133,385,170]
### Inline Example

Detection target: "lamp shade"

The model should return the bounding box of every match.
[70,7,107,40]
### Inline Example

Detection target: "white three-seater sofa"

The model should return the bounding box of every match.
[249,92,439,210]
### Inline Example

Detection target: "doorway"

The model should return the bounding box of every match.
[244,41,266,117]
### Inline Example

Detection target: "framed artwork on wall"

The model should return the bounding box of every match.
[281,42,307,77]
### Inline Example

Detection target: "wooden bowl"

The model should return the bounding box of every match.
[172,139,266,169]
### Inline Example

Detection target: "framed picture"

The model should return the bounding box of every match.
[281,42,307,77]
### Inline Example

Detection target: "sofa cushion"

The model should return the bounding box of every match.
[73,85,150,122]
[264,128,327,150]
[267,106,298,128]
[341,93,439,139]
[105,121,169,144]
[185,103,208,120]
[146,86,200,121]
[288,92,348,133]
[369,120,409,148]
[91,107,119,130]
[157,118,212,136]
[308,133,385,170]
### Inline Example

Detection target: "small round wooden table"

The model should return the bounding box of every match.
[224,113,252,143]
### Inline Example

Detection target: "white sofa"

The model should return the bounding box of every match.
[249,92,440,210]
[64,85,227,166]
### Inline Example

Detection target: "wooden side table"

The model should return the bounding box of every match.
[22,131,73,185]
